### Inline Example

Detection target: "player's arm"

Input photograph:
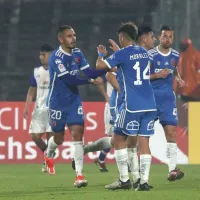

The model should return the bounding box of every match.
[174,61,185,88]
[106,72,120,93]
[23,72,37,119]
[96,45,123,71]
[96,77,110,103]
[53,57,97,86]
[79,50,106,78]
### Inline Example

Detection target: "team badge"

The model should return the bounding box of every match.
[75,57,80,63]
[157,61,160,66]
[171,58,176,67]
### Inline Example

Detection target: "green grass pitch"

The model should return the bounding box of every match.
[0,164,199,200]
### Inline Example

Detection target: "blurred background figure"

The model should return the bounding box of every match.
[174,39,200,102]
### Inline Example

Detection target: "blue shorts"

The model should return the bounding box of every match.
[114,107,156,137]
[48,98,84,132]
[110,107,117,125]
[155,94,178,127]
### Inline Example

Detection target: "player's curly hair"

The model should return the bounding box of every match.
[117,22,138,41]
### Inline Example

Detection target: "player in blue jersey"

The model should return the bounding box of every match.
[96,22,156,191]
[82,26,156,189]
[149,26,185,181]
[45,25,104,188]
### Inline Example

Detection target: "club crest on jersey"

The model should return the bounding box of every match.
[171,58,176,67]
[75,57,80,63]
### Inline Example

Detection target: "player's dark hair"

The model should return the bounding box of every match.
[57,25,73,35]
[160,25,173,34]
[40,44,54,52]
[136,26,153,41]
[117,22,138,41]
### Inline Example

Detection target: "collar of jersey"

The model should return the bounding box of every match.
[156,46,171,56]
[59,46,72,56]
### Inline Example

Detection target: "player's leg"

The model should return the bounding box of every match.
[66,100,87,188]
[126,136,140,188]
[45,109,66,175]
[105,109,132,190]
[105,133,131,190]
[84,137,113,154]
[160,102,184,181]
[31,133,46,152]
[95,103,112,172]
[135,111,156,191]
[29,111,48,171]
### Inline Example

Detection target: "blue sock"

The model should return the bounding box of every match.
[98,148,110,162]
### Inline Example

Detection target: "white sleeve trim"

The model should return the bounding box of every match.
[103,60,112,69]
[80,64,90,70]
[57,71,69,77]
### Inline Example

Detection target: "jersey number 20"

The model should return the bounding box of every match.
[133,61,150,85]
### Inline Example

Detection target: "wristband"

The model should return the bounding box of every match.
[98,52,106,57]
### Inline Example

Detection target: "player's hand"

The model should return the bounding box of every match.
[178,78,185,88]
[97,45,108,57]
[23,109,28,119]
[108,39,120,52]
[157,68,170,78]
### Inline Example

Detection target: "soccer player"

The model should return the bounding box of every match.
[83,26,156,187]
[23,44,54,172]
[45,25,104,188]
[148,26,185,181]
[96,22,157,191]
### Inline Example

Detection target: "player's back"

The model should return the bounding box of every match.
[47,47,80,110]
[117,45,156,112]
[149,46,179,93]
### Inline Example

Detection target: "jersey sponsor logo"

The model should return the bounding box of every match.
[155,68,173,74]
[126,120,139,131]
[171,58,176,67]
[58,64,66,72]
[130,53,148,60]
[55,59,62,64]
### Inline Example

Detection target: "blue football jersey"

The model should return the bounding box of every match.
[47,46,90,109]
[148,46,179,91]
[104,45,156,113]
